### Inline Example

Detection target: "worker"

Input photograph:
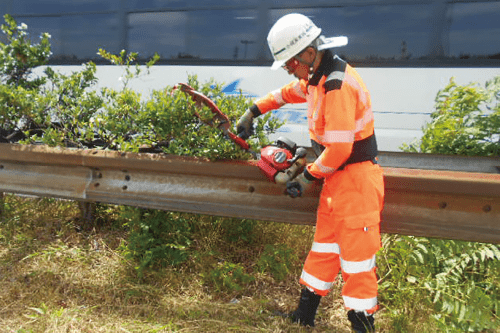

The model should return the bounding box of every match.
[236,13,385,332]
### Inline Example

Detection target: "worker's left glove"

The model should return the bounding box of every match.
[236,106,261,139]
[286,169,320,198]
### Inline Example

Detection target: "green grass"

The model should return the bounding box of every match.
[0,194,482,332]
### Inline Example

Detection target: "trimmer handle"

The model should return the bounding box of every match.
[288,147,308,165]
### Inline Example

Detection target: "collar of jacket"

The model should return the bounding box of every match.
[308,49,336,87]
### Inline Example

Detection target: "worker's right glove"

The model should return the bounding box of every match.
[236,106,261,139]
[286,169,320,198]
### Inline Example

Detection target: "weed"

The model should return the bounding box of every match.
[257,244,299,281]
[203,261,255,294]
[119,208,193,277]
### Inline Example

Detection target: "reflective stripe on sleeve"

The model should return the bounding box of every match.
[311,242,340,254]
[314,157,337,174]
[321,130,355,143]
[345,73,368,105]
[316,108,373,144]
[301,270,333,291]
[355,107,374,132]
[310,90,324,123]
[341,255,376,274]
[271,89,285,106]
[343,295,378,311]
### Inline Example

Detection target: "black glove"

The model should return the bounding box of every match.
[236,106,261,139]
[286,169,320,198]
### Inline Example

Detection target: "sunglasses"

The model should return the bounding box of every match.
[282,57,300,72]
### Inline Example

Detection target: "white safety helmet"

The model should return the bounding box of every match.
[267,13,322,70]
[267,13,349,70]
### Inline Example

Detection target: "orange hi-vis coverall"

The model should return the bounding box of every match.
[251,50,385,313]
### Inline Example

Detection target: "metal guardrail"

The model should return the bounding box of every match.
[0,144,499,244]
[377,151,500,174]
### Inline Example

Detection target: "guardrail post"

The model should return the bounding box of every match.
[0,192,3,220]
[78,201,95,230]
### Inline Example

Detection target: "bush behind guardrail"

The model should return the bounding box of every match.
[0,14,281,157]
[382,77,500,331]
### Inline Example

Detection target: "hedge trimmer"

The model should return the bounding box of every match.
[173,83,307,184]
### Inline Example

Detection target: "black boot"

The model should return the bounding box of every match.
[347,310,375,332]
[289,288,322,327]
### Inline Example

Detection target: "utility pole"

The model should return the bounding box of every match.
[118,0,128,53]
[241,40,255,59]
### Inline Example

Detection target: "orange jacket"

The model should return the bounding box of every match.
[253,51,377,179]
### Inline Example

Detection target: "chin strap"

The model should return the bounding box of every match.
[307,49,321,79]
[294,47,321,78]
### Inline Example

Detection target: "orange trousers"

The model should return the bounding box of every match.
[299,160,385,313]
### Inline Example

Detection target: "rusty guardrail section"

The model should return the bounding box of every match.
[0,144,499,244]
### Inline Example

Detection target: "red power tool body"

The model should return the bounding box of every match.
[258,137,307,184]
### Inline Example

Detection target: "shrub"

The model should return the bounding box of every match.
[0,15,282,154]
[379,76,500,331]
[402,76,500,156]
[0,14,51,89]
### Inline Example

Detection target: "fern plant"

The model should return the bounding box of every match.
[379,236,500,331]
[424,239,500,331]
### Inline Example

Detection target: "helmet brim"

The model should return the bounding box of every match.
[318,36,349,50]
[271,59,286,71]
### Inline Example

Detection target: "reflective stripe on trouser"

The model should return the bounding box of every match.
[299,161,384,313]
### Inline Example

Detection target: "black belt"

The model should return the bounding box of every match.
[337,157,378,171]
